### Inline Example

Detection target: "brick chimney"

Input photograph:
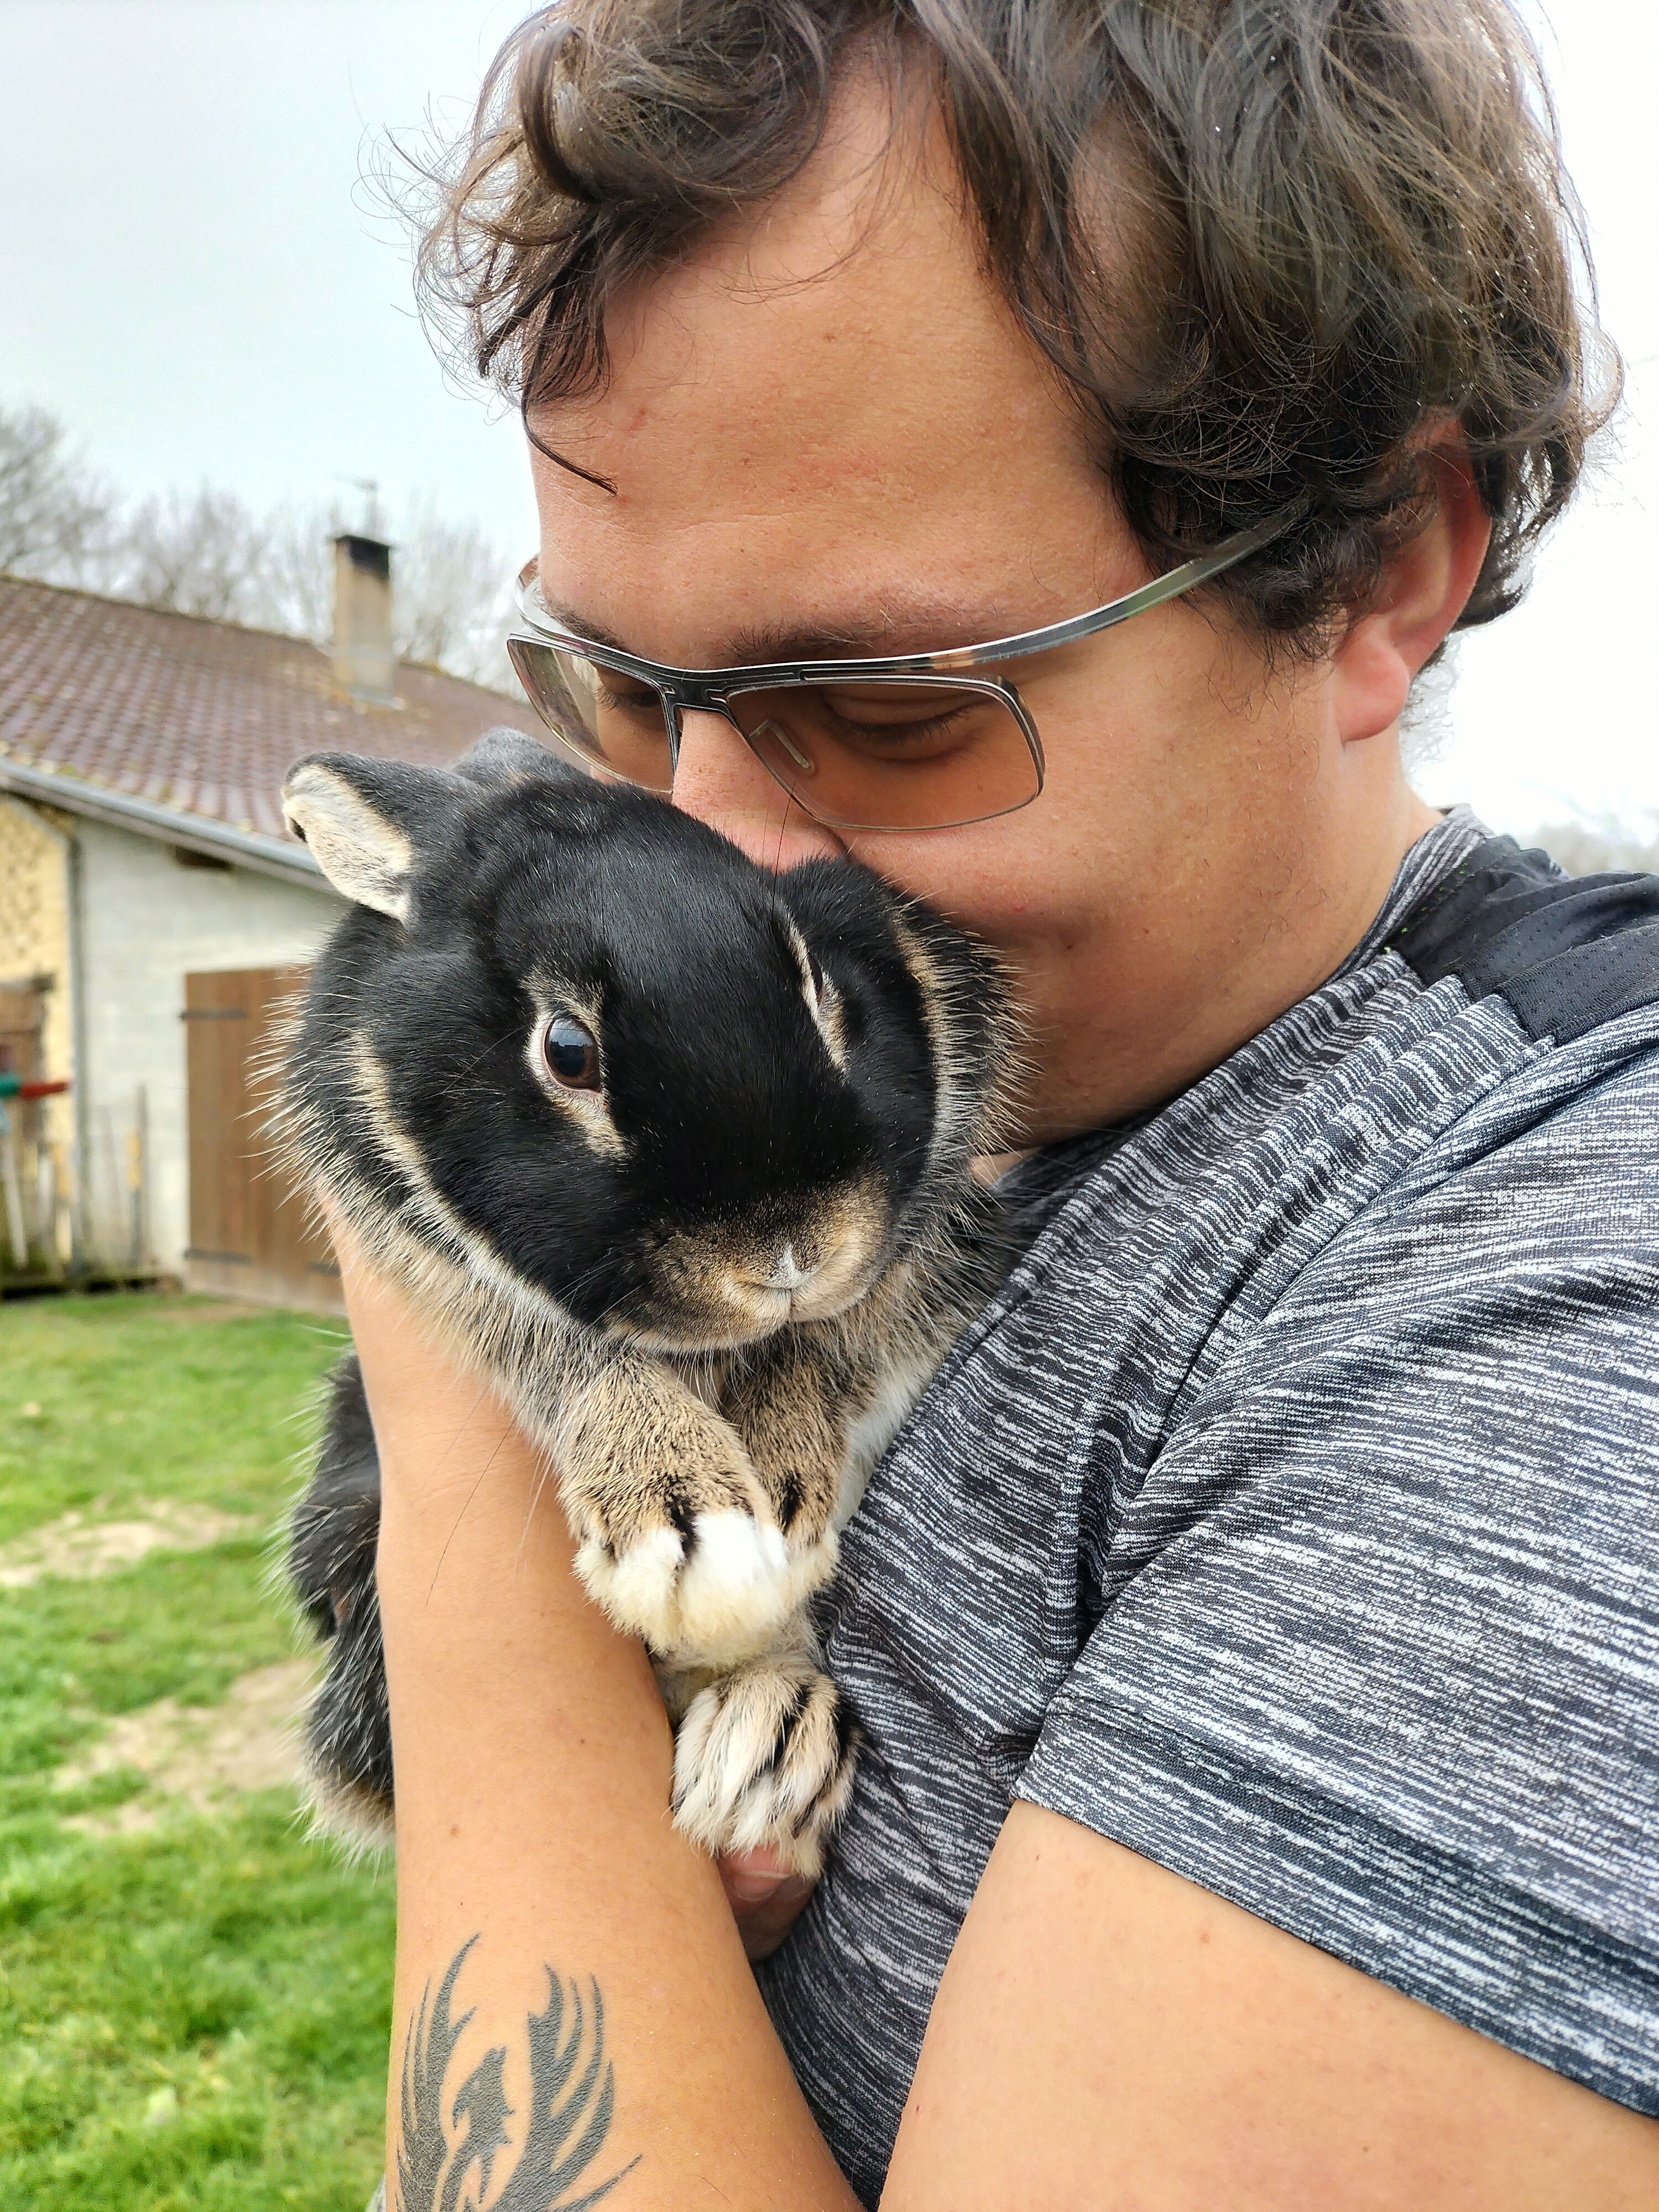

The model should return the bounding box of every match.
[331,534,395,703]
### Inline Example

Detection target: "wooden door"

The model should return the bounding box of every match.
[182,967,342,1313]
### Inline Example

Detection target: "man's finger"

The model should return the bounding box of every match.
[718,1850,817,1960]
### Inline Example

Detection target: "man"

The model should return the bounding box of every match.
[352,3,1659,2205]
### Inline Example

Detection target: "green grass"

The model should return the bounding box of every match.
[0,1293,394,2210]
[0,1293,342,1542]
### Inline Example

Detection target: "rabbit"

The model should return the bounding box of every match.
[277,729,1015,1878]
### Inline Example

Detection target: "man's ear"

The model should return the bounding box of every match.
[1330,437,1493,748]
[281,754,461,921]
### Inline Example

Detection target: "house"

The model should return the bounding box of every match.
[0,536,543,1308]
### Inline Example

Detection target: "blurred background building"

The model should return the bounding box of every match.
[0,535,539,1305]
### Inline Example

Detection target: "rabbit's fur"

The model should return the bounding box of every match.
[279,730,1014,1875]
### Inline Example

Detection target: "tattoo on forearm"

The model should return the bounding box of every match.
[394,1936,640,2212]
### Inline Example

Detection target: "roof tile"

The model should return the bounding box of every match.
[0,575,543,842]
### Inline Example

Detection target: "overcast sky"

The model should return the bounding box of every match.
[2,1,1653,839]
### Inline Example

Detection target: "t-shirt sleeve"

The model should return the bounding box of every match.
[1015,1046,1659,2115]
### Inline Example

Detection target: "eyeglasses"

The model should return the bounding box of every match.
[506,507,1300,833]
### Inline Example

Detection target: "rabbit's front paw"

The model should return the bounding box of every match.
[564,1414,804,1664]
[670,1656,859,1881]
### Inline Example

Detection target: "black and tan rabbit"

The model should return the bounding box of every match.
[279,730,1013,1877]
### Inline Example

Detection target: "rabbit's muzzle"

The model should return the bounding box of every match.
[627,1180,891,1350]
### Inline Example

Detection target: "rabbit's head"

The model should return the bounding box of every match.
[280,732,1011,1352]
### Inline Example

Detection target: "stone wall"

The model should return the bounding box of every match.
[0,797,75,1253]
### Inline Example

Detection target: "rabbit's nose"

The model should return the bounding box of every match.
[756,1244,815,1293]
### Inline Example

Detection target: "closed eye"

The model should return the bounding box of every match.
[803,685,992,763]
[593,681,662,719]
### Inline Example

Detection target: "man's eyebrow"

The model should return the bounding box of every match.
[538,601,633,654]
[535,595,1028,669]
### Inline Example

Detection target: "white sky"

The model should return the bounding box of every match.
[1,0,1653,839]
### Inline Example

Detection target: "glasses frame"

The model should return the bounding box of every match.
[507,503,1301,833]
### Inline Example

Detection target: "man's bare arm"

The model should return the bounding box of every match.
[884,1802,1659,2210]
[351,1248,858,2212]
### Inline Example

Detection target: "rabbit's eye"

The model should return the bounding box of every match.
[541,1014,600,1090]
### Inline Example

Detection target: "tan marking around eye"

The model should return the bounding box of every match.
[524,989,627,1160]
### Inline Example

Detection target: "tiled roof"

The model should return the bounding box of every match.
[0,575,541,844]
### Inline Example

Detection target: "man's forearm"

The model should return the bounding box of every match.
[364,1314,857,2212]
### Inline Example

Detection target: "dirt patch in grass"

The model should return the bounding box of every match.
[54,1660,316,1835]
[0,1500,259,1589]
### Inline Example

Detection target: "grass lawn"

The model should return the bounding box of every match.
[0,1291,394,2210]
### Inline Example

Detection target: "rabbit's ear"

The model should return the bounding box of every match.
[452,726,581,792]
[281,754,460,921]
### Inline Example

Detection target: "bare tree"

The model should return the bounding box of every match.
[116,486,269,624]
[0,404,114,582]
[390,492,516,690]
[253,496,353,643]
[1,401,520,693]
[1528,814,1659,877]
[248,491,519,693]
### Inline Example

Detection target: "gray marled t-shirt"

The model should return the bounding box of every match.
[758,810,1659,2205]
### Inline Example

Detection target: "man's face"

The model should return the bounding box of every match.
[527,77,1421,1142]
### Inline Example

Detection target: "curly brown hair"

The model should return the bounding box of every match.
[414,1,1618,645]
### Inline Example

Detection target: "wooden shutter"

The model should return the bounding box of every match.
[0,984,44,1087]
[183,967,342,1313]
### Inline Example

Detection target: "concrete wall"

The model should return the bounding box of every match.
[74,818,338,1273]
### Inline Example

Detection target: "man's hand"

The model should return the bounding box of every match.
[718,1849,816,1960]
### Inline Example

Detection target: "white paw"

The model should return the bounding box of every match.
[670,1657,858,1880]
[577,1509,802,1666]
[676,1509,792,1655]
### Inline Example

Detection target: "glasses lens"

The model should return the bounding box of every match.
[726,679,1041,831]
[507,638,675,794]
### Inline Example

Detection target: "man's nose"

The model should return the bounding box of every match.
[671,709,846,873]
